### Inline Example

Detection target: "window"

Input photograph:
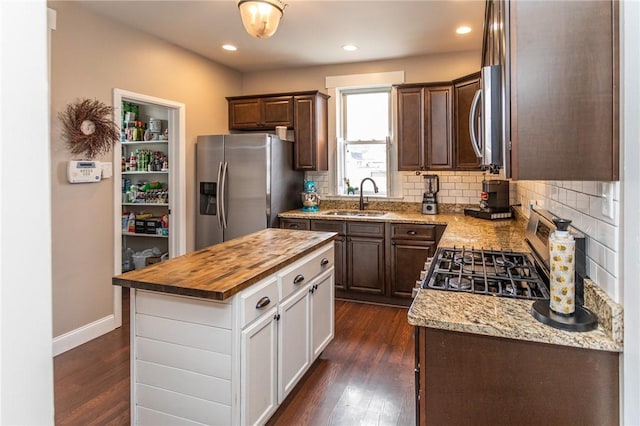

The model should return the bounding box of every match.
[337,87,391,197]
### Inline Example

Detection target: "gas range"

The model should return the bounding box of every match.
[421,246,549,300]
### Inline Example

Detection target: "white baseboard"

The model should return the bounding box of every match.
[52,314,116,356]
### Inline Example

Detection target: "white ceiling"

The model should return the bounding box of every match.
[77,0,485,73]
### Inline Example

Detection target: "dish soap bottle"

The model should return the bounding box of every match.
[549,218,576,315]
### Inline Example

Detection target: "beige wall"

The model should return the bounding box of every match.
[48,2,478,340]
[49,1,241,337]
[241,50,480,94]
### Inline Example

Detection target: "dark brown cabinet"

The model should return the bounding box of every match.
[279,218,310,231]
[346,222,385,296]
[453,72,482,170]
[293,93,329,171]
[396,84,454,171]
[280,217,444,306]
[389,223,443,299]
[227,91,329,171]
[227,96,293,130]
[504,0,619,180]
[416,327,619,425]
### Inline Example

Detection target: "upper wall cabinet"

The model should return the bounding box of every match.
[228,96,293,130]
[293,93,329,171]
[227,91,329,171]
[396,83,454,171]
[453,72,482,171]
[503,0,619,180]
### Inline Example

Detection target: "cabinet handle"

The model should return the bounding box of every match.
[255,296,271,309]
[310,287,315,294]
[320,258,329,266]
[293,274,305,284]
[407,230,417,236]
[274,313,281,321]
[289,223,300,229]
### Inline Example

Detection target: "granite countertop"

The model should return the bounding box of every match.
[279,203,623,352]
[112,228,337,300]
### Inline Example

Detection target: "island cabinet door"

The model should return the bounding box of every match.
[310,268,335,360]
[278,285,311,403]
[240,306,278,426]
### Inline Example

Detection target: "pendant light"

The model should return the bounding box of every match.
[237,0,287,39]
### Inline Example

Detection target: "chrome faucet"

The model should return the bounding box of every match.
[359,178,379,210]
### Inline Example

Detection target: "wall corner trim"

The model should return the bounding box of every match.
[47,8,56,31]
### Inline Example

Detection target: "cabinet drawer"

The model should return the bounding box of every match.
[310,219,346,235]
[239,277,279,329]
[347,221,385,237]
[280,218,310,230]
[391,223,436,241]
[279,243,334,301]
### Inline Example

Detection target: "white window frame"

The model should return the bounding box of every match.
[325,71,405,198]
[336,86,392,197]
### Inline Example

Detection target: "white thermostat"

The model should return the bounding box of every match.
[67,160,102,183]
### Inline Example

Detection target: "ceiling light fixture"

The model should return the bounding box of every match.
[342,44,357,52]
[456,26,472,35]
[222,44,238,51]
[237,0,287,39]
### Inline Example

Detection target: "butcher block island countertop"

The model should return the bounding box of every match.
[112,228,337,300]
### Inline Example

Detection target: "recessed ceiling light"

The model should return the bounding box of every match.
[456,26,472,35]
[342,44,357,52]
[222,44,237,51]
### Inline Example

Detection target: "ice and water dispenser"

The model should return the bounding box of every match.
[199,182,217,215]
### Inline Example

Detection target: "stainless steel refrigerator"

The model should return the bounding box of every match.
[196,133,303,249]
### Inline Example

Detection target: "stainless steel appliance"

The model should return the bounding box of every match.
[421,174,439,215]
[470,65,504,173]
[464,179,513,220]
[196,133,303,249]
[419,208,596,331]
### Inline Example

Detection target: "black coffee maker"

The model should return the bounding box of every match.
[464,179,513,220]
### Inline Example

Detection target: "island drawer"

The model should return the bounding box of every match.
[239,277,279,328]
[279,243,334,301]
[390,223,436,241]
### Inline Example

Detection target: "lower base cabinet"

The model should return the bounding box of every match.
[415,327,620,425]
[129,243,335,426]
[241,305,278,426]
[282,218,445,306]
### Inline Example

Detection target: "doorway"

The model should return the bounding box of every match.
[112,89,186,327]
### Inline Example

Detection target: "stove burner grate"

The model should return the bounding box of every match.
[423,247,549,300]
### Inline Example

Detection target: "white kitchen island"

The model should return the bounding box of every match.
[113,229,337,425]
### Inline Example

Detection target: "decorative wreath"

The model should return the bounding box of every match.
[58,98,119,159]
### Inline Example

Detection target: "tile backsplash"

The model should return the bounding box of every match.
[513,181,620,303]
[306,170,490,204]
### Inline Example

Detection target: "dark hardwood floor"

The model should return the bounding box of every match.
[54,290,415,425]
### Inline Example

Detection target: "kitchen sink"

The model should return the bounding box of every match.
[323,210,389,217]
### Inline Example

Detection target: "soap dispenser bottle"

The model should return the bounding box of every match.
[549,218,576,315]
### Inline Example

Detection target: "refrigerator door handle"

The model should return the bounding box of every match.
[221,161,229,229]
[216,162,223,228]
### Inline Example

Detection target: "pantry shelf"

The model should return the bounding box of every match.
[122,203,169,207]
[122,170,169,175]
[122,232,168,239]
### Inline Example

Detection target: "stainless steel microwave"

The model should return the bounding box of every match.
[470,65,504,173]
